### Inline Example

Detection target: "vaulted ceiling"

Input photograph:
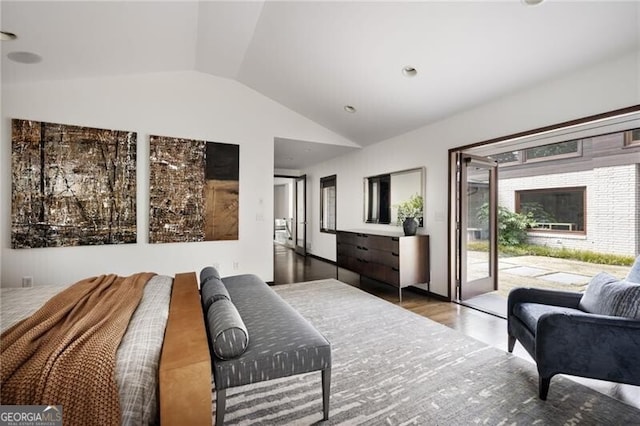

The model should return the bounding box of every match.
[2,1,639,167]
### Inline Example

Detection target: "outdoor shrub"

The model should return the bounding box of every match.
[477,203,536,246]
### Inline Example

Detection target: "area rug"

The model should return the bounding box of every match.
[220,279,640,425]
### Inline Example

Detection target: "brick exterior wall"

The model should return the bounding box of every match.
[499,164,639,256]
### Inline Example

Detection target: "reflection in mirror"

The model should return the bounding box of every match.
[364,167,424,226]
[365,174,391,223]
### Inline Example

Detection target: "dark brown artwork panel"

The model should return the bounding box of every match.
[149,136,239,243]
[11,119,137,248]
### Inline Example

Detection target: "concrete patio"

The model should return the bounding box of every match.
[464,252,633,316]
[496,255,631,298]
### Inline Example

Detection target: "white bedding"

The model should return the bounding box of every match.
[0,275,173,426]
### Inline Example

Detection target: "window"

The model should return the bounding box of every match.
[516,187,586,233]
[490,139,581,167]
[489,150,521,165]
[624,128,640,147]
[524,139,581,162]
[320,175,336,233]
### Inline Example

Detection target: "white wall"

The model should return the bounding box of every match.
[304,50,640,297]
[1,71,352,287]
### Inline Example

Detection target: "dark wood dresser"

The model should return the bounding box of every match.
[336,230,430,302]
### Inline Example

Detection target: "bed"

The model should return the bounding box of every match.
[0,272,212,426]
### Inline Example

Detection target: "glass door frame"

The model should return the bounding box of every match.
[454,153,498,300]
[295,175,307,256]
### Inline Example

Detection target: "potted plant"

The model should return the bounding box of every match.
[395,194,423,236]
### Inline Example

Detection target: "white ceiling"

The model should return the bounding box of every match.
[2,1,639,169]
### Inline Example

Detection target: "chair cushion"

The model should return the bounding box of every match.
[207,299,249,360]
[579,272,640,319]
[627,256,640,283]
[513,302,584,333]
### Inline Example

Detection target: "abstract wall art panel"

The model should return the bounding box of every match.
[11,119,137,248]
[149,135,239,243]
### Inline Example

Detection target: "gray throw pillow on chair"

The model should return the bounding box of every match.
[627,256,640,284]
[580,272,640,319]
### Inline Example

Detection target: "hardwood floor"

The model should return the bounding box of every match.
[273,242,531,361]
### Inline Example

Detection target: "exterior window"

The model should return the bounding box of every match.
[491,140,581,167]
[624,129,640,147]
[489,151,520,165]
[516,187,586,233]
[524,139,580,162]
[320,175,336,233]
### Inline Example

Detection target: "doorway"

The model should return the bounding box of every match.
[273,175,307,256]
[451,108,640,318]
[274,177,295,248]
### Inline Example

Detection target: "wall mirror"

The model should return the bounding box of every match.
[363,167,424,225]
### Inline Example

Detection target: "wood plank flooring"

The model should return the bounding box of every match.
[273,243,531,361]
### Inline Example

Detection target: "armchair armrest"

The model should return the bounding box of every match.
[508,287,582,317]
[536,311,640,385]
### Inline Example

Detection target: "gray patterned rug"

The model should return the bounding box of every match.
[220,279,640,425]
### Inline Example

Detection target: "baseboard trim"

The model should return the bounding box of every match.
[407,286,451,302]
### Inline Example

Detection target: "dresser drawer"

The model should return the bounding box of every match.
[337,231,363,246]
[367,248,400,268]
[338,254,362,274]
[360,234,399,252]
[337,242,358,258]
[360,264,400,287]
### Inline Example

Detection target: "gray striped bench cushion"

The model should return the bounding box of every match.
[212,274,331,390]
[207,298,249,360]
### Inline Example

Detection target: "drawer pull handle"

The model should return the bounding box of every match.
[392,267,400,272]
[391,237,399,241]
[391,252,399,257]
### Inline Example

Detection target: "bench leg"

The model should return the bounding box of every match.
[507,335,516,353]
[216,388,226,426]
[322,368,331,420]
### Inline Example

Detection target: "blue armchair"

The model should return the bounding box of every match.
[507,257,640,400]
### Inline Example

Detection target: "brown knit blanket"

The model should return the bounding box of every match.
[1,273,155,426]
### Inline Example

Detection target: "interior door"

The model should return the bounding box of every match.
[458,154,498,300]
[295,175,307,256]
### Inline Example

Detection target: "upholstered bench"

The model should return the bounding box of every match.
[200,267,331,425]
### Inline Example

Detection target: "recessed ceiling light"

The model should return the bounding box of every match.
[1,31,17,41]
[402,66,418,77]
[7,51,42,64]
[344,105,357,113]
[522,0,544,5]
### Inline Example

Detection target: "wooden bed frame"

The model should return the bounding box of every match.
[159,272,213,425]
